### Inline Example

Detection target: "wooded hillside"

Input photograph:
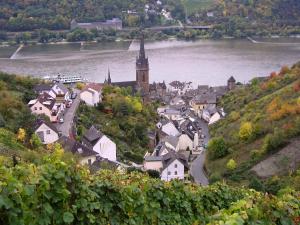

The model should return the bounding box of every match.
[206,62,300,193]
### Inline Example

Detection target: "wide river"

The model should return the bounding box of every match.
[0,38,299,86]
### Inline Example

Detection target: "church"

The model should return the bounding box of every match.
[104,34,166,100]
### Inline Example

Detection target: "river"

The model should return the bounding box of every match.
[0,38,299,86]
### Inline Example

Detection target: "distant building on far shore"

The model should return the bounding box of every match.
[71,18,122,30]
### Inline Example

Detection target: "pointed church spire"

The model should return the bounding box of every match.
[139,33,146,60]
[107,67,111,84]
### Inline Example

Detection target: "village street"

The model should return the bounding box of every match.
[190,119,210,186]
[55,90,80,137]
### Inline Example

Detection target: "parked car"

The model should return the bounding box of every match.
[59,118,64,123]
[71,93,77,99]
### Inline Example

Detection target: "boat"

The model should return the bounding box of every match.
[42,74,88,84]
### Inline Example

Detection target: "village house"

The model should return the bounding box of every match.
[160,151,189,181]
[33,119,59,144]
[82,126,117,161]
[50,83,70,102]
[143,151,189,181]
[28,93,62,122]
[156,120,180,138]
[58,136,98,165]
[202,106,225,125]
[80,83,102,106]
[189,92,217,116]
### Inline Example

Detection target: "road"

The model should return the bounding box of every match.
[55,91,80,138]
[190,151,209,186]
[190,118,210,186]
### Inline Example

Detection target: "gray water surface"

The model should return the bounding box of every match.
[0,39,299,86]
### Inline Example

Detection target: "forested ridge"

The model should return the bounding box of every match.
[0,0,300,32]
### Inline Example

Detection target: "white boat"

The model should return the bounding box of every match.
[43,74,88,84]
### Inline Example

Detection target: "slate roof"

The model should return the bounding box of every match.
[144,155,163,161]
[89,157,119,173]
[33,119,59,133]
[82,126,104,146]
[58,136,98,157]
[36,93,56,110]
[162,135,179,149]
[192,93,217,104]
[33,84,53,93]
[162,151,189,170]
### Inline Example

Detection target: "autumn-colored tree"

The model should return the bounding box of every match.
[279,65,290,76]
[293,81,300,92]
[269,71,277,79]
[16,128,26,143]
[239,122,253,140]
[226,159,237,170]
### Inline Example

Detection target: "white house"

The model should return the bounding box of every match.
[160,152,189,181]
[82,126,116,161]
[178,133,193,151]
[33,119,59,144]
[156,121,180,137]
[58,136,98,165]
[50,83,70,101]
[208,112,221,125]
[28,93,61,122]
[80,83,102,106]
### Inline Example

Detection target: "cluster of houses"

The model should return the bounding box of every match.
[28,82,120,170]
[26,73,236,180]
[143,76,236,181]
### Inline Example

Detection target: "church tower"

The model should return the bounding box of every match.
[136,34,149,93]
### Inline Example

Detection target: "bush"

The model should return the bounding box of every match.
[239,122,253,141]
[226,159,237,170]
[207,137,229,159]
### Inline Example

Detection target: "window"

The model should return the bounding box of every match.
[174,164,177,168]
[143,73,146,82]
[46,130,51,134]
[39,107,42,110]
[174,171,177,175]
[88,159,92,165]
[34,107,37,110]
[167,171,171,175]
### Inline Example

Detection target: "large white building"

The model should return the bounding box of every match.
[80,83,102,106]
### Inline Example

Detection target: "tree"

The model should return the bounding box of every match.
[207,137,229,159]
[16,128,26,143]
[226,159,237,170]
[239,122,253,141]
[30,133,42,149]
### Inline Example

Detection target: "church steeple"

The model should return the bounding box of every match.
[136,32,149,94]
[139,34,146,60]
[107,68,111,84]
